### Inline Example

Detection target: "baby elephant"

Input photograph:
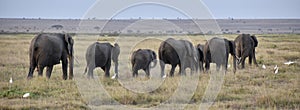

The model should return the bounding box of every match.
[131,49,157,77]
[84,42,120,78]
[234,34,258,69]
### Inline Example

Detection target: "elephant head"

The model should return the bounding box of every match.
[250,35,258,47]
[64,34,74,56]
[182,40,199,71]
[149,50,157,68]
[64,34,74,79]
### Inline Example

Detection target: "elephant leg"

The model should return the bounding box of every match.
[216,64,221,71]
[62,58,68,80]
[160,61,166,77]
[178,63,185,75]
[223,64,227,74]
[199,62,204,72]
[248,55,253,65]
[144,68,150,77]
[46,66,53,79]
[205,61,210,73]
[135,70,139,77]
[114,61,119,77]
[132,65,138,77]
[224,56,229,72]
[38,65,45,77]
[253,50,258,66]
[170,64,177,77]
[190,62,196,75]
[27,62,37,79]
[179,64,186,76]
[222,63,227,74]
[88,67,94,79]
[241,57,246,69]
[104,62,111,77]
[190,67,194,75]
[101,66,106,72]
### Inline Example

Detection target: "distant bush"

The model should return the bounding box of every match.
[99,32,120,36]
[51,25,63,30]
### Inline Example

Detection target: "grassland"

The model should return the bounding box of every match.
[0,34,299,109]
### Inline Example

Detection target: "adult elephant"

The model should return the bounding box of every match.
[84,42,120,78]
[203,37,236,73]
[234,34,258,69]
[27,33,74,80]
[159,38,198,77]
[131,49,157,77]
[195,44,204,72]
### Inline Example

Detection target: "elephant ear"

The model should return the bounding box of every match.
[64,34,74,56]
[250,35,258,47]
[151,51,157,60]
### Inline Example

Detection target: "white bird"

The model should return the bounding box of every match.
[262,64,266,69]
[23,93,30,98]
[9,77,13,84]
[111,74,117,79]
[284,61,295,65]
[274,65,279,74]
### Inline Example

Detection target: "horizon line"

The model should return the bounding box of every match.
[1,17,300,20]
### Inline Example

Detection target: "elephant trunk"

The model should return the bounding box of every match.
[236,55,241,64]
[112,43,120,78]
[69,55,74,79]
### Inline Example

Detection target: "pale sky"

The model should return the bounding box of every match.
[0,0,299,19]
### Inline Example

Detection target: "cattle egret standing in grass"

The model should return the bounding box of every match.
[9,77,13,84]
[284,61,295,65]
[23,93,30,98]
[262,64,266,69]
[111,74,117,79]
[274,65,279,74]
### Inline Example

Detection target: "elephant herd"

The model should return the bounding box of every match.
[27,33,258,80]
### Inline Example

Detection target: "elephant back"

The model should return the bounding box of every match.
[32,34,65,66]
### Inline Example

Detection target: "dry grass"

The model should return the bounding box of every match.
[0,34,299,109]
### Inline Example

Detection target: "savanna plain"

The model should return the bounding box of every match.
[0,34,299,109]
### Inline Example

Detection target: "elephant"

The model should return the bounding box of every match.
[203,37,236,73]
[131,49,157,77]
[234,34,258,69]
[158,38,198,77]
[195,44,204,72]
[27,33,74,80]
[84,42,120,78]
